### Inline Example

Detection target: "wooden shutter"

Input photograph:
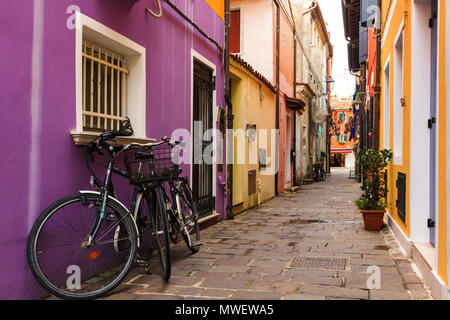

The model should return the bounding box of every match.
[230,10,240,53]
[396,172,406,223]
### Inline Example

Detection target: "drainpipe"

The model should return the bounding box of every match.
[373,0,382,149]
[273,0,280,196]
[224,0,234,219]
[293,5,298,186]
[288,0,297,186]
[147,1,224,55]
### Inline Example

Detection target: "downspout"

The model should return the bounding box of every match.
[224,0,234,219]
[158,0,224,56]
[273,0,280,196]
[373,0,382,149]
[293,29,297,186]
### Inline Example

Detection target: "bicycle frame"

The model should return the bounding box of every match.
[165,177,196,239]
[81,135,182,248]
[82,148,142,248]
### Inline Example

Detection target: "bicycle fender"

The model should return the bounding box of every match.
[78,190,140,247]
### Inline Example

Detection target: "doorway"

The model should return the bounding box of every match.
[285,114,291,185]
[193,59,215,218]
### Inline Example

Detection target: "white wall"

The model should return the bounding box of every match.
[345,152,355,168]
[234,0,274,82]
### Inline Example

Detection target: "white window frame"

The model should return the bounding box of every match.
[74,12,146,139]
[393,25,404,165]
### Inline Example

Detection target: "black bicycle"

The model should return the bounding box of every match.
[312,162,326,182]
[27,120,174,300]
[160,141,202,253]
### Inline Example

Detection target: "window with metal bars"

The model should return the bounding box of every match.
[82,40,128,132]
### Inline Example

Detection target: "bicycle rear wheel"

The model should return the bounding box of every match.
[177,182,201,253]
[146,186,171,280]
[27,192,137,300]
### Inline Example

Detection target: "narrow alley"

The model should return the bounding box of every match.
[104,168,432,300]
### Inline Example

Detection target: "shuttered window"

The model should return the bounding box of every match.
[230,10,241,53]
[396,172,406,223]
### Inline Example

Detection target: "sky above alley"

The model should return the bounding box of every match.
[317,0,356,98]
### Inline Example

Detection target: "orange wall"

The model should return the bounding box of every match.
[380,0,411,238]
[437,0,447,284]
[279,2,295,96]
[204,0,224,20]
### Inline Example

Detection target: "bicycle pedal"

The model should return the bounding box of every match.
[191,241,204,247]
[138,218,151,228]
[136,254,151,267]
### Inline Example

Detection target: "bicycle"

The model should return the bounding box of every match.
[312,162,326,182]
[159,141,202,253]
[27,120,172,300]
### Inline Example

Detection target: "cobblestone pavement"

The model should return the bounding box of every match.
[104,168,433,300]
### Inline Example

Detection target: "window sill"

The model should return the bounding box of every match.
[71,132,156,146]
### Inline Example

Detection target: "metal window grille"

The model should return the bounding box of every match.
[82,40,128,132]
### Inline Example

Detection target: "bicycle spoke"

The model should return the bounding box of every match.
[28,193,137,299]
[95,214,129,244]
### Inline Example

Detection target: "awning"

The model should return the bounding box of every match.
[285,95,306,112]
[331,148,354,154]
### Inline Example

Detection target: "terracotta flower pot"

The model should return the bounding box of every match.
[360,210,385,231]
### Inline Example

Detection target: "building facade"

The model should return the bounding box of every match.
[229,55,277,214]
[293,0,333,182]
[330,98,355,168]
[229,0,300,195]
[1,0,225,299]
[343,0,449,299]
[379,0,448,299]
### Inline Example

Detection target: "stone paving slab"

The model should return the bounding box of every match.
[103,168,432,300]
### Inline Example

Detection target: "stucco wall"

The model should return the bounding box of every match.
[0,0,224,299]
[230,0,275,82]
[230,62,276,214]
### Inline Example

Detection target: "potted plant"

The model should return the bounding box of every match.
[355,148,393,231]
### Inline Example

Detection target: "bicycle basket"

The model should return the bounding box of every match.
[124,146,180,185]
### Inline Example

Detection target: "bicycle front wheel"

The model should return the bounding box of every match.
[177,182,200,253]
[146,186,171,280]
[27,192,137,300]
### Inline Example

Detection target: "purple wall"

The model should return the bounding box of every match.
[0,0,225,299]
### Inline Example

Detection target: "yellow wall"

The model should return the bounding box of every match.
[380,0,411,238]
[437,0,447,284]
[230,62,276,214]
[204,0,224,20]
[380,0,448,285]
